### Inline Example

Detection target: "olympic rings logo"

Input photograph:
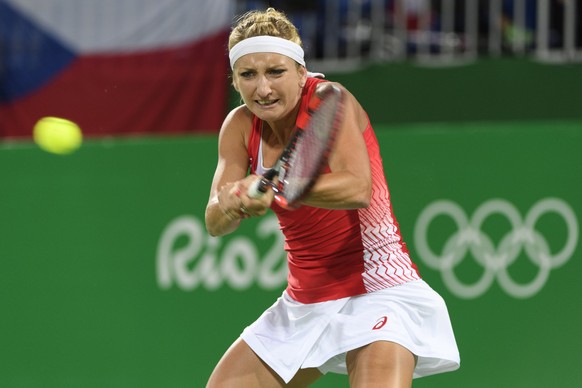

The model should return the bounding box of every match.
[414,198,578,299]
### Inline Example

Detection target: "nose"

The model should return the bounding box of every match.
[256,75,272,98]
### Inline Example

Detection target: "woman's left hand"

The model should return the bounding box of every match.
[238,175,275,217]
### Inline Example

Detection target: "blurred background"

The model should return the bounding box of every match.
[1,0,581,387]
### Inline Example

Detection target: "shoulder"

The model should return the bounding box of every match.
[314,81,365,113]
[311,80,369,132]
[219,105,254,142]
[309,79,358,105]
[222,105,253,130]
[302,78,356,109]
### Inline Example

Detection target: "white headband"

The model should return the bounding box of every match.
[229,36,305,69]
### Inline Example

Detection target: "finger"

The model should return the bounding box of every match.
[239,202,251,218]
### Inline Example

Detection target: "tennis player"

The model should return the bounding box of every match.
[205,8,460,387]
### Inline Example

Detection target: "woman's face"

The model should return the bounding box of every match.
[232,52,306,125]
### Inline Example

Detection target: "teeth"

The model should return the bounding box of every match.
[258,100,275,106]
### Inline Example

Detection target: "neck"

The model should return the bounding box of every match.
[264,102,301,146]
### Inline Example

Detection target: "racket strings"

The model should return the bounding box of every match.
[284,95,339,202]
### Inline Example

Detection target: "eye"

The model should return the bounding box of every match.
[269,68,285,76]
[239,70,255,79]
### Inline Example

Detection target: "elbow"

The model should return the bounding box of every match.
[205,210,222,237]
[206,221,228,237]
[353,180,372,208]
[359,196,371,209]
[205,220,219,237]
[359,190,372,208]
[206,226,220,237]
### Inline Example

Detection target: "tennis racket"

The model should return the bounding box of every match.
[248,83,345,209]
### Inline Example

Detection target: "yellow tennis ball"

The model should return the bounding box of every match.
[33,117,83,155]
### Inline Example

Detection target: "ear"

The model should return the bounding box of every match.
[299,66,307,88]
[232,76,240,92]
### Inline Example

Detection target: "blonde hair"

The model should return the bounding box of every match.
[228,8,302,51]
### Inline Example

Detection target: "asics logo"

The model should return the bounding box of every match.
[372,316,388,330]
[414,198,578,299]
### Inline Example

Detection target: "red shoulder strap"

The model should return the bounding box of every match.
[247,115,262,174]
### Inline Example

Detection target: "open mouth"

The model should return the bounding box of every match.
[256,99,279,106]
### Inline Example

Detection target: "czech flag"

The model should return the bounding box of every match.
[0,0,232,138]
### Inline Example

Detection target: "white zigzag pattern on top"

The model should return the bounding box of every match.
[358,160,420,291]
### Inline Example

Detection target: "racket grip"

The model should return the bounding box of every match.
[248,178,269,199]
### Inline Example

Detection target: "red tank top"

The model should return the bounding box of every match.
[248,77,420,303]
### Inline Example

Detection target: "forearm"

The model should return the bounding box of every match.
[205,197,243,237]
[302,172,371,209]
[205,182,246,237]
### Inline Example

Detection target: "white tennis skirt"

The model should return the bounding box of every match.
[241,279,460,383]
